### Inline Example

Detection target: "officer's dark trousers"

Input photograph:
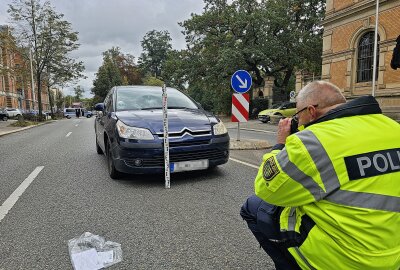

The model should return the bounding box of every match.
[240,195,301,270]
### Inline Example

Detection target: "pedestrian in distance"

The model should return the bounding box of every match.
[75,108,80,118]
[241,81,400,270]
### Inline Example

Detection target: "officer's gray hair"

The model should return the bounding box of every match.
[296,81,346,109]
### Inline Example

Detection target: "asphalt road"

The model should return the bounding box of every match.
[0,118,275,269]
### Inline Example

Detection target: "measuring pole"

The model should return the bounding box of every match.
[162,85,170,189]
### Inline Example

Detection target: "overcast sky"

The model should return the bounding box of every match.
[0,0,205,97]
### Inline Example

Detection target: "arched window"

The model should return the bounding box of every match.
[357,32,380,82]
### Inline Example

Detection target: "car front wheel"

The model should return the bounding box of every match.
[106,141,122,179]
[2,116,7,121]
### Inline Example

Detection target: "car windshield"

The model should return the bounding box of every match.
[116,87,198,111]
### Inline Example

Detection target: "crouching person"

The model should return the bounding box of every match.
[241,81,400,270]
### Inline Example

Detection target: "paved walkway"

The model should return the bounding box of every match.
[0,117,277,150]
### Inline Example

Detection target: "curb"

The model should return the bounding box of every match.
[230,139,271,150]
[0,120,57,137]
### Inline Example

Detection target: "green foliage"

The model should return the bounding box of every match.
[142,76,164,87]
[172,0,325,114]
[139,30,172,78]
[91,56,123,100]
[250,98,269,119]
[8,0,84,116]
[74,85,85,101]
[92,47,143,101]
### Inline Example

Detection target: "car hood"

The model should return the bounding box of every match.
[116,109,216,133]
[259,108,278,116]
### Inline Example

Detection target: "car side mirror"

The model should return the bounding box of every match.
[95,103,105,111]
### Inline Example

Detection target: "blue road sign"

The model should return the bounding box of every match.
[231,70,252,93]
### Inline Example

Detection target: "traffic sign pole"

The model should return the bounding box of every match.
[231,70,252,142]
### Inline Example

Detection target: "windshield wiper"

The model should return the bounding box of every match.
[168,106,189,109]
[141,107,163,110]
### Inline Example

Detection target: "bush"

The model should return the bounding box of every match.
[21,113,46,122]
[250,97,269,119]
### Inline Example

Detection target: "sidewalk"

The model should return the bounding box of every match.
[221,117,277,150]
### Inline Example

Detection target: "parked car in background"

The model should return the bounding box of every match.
[94,85,230,179]
[64,108,93,119]
[85,110,93,118]
[5,108,22,118]
[258,102,296,123]
[0,108,8,121]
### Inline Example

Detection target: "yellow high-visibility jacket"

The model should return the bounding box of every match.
[255,96,400,269]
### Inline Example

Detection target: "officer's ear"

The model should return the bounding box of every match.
[308,105,319,121]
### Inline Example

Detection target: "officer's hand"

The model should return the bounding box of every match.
[277,118,292,144]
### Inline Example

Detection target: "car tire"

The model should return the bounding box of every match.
[66,115,71,119]
[2,116,7,121]
[106,141,122,179]
[96,137,103,155]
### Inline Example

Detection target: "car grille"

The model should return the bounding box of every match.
[157,128,211,138]
[125,149,228,167]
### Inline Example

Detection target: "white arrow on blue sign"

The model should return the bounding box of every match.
[231,70,252,94]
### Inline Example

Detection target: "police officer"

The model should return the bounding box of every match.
[241,81,400,270]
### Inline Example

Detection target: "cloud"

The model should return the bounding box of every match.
[0,0,205,97]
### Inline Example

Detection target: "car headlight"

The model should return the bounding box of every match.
[213,121,228,135]
[116,120,154,140]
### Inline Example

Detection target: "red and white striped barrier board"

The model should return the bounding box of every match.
[231,93,249,122]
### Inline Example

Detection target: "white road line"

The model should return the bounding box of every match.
[66,132,72,137]
[229,158,259,169]
[0,166,44,223]
[75,124,79,127]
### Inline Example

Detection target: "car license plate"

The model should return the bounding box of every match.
[171,159,209,173]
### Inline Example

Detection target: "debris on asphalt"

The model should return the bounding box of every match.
[68,232,122,270]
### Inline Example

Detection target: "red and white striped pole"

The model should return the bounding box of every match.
[231,93,249,141]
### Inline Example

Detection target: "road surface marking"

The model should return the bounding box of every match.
[229,158,259,169]
[0,166,44,223]
[66,132,72,137]
[75,124,79,127]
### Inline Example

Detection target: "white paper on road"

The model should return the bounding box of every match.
[70,248,102,270]
[98,251,114,264]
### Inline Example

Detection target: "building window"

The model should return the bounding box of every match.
[357,32,380,83]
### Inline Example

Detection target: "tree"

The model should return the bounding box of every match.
[142,76,164,87]
[91,52,123,101]
[138,30,172,78]
[8,0,83,118]
[74,85,84,101]
[55,88,64,110]
[176,0,325,114]
[103,47,142,85]
[64,95,73,108]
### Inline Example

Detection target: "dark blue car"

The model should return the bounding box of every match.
[94,86,230,179]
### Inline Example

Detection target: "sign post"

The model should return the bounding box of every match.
[231,70,252,141]
[162,85,170,189]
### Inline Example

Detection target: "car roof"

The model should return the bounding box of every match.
[113,85,179,92]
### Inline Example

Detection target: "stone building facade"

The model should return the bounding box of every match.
[321,0,400,119]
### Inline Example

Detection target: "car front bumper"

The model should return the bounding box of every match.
[111,136,230,174]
